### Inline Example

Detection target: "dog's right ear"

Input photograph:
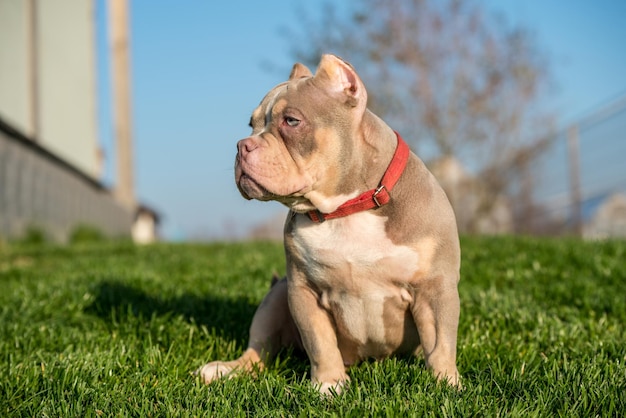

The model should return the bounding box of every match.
[289,63,313,80]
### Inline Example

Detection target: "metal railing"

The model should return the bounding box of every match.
[520,94,626,237]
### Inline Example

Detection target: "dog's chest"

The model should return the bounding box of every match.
[291,211,419,283]
[289,211,422,359]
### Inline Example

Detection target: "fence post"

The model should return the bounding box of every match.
[567,125,582,237]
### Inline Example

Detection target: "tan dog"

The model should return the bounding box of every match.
[198,54,461,394]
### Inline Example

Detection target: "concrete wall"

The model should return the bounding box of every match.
[0,119,131,242]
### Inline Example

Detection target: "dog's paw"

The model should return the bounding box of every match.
[314,377,349,397]
[195,362,234,384]
[433,366,463,390]
[446,372,463,390]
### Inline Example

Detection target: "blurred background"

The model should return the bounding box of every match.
[1,0,625,243]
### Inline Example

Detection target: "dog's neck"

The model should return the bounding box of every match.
[307,128,409,222]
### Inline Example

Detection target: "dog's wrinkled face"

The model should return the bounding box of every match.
[234,57,368,214]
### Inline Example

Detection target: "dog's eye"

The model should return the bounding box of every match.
[284,116,300,127]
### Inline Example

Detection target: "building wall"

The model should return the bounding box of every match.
[0,0,100,178]
[0,0,136,242]
[0,120,131,242]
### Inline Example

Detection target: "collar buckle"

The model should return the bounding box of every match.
[372,184,387,207]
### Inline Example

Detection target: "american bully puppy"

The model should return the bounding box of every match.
[197,54,461,394]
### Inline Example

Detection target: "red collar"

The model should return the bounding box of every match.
[307,132,410,222]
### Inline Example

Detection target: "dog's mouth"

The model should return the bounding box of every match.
[235,154,316,211]
[237,173,275,201]
[235,155,272,201]
[237,173,315,212]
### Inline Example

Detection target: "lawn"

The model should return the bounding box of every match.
[1,236,625,416]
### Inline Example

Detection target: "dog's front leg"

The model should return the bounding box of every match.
[287,279,349,395]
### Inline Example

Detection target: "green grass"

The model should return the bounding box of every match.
[1,236,625,417]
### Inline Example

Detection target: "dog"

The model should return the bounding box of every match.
[197,54,461,394]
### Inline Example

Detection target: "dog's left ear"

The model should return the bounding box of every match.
[314,54,366,108]
[289,63,313,80]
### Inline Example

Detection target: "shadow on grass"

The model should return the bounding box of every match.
[84,280,259,343]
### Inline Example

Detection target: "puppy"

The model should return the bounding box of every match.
[198,54,461,394]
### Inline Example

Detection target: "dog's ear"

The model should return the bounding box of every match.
[313,54,366,108]
[289,63,313,80]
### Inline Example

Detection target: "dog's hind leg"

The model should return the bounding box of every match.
[197,276,301,384]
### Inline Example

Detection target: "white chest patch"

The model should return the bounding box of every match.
[293,211,419,283]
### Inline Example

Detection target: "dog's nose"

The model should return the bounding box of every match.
[237,137,259,156]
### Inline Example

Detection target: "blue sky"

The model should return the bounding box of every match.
[95,0,626,240]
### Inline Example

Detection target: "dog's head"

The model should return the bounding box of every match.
[234,54,370,214]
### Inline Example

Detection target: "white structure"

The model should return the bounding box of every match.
[131,206,160,244]
[0,0,101,178]
[584,193,626,239]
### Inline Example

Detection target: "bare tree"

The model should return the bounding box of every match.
[284,0,555,233]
